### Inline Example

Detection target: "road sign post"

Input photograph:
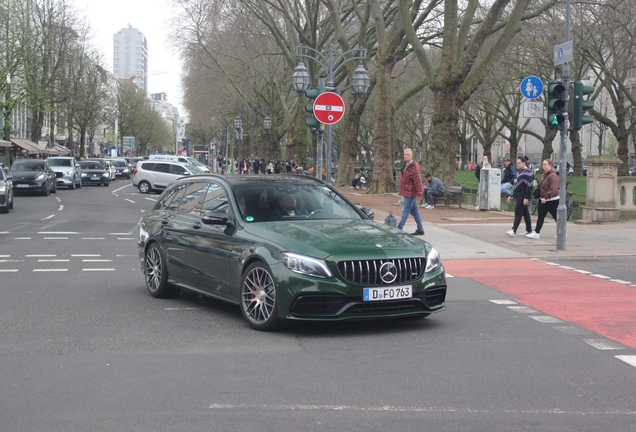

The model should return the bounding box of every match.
[313,92,345,125]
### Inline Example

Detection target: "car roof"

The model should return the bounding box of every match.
[171,173,326,187]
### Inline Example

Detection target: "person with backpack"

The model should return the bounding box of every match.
[526,159,560,239]
[506,156,533,236]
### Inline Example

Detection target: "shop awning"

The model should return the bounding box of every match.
[54,144,71,155]
[0,139,11,148]
[11,138,42,154]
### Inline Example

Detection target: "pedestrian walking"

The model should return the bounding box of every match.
[526,159,559,239]
[397,148,425,236]
[506,156,533,236]
[423,174,445,209]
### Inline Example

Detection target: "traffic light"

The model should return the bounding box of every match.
[304,84,326,129]
[572,81,595,131]
[547,80,566,130]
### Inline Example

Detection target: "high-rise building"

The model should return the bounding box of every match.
[113,25,148,92]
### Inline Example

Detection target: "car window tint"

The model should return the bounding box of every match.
[200,182,228,213]
[164,184,188,211]
[155,185,180,210]
[178,182,208,214]
[141,162,154,171]
[170,164,187,175]
[153,163,170,173]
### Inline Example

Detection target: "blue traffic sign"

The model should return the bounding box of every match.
[520,76,544,100]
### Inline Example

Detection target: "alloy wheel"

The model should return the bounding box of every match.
[145,246,162,293]
[241,266,276,325]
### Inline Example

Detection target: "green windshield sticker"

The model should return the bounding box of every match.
[246,216,254,222]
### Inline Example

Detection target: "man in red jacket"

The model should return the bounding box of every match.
[397,148,425,235]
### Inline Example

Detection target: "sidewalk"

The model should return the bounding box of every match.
[336,186,636,260]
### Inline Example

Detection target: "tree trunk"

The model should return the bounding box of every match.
[30,109,45,144]
[337,91,369,186]
[459,135,469,170]
[79,126,86,158]
[368,60,396,194]
[509,133,518,163]
[541,128,558,165]
[3,88,10,141]
[614,102,630,175]
[429,85,459,186]
[570,130,583,176]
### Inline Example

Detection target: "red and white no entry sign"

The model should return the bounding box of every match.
[313,92,345,125]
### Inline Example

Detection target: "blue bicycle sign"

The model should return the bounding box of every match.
[520,76,544,100]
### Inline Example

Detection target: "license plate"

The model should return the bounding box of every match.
[363,285,412,301]
[16,184,29,188]
[92,176,99,179]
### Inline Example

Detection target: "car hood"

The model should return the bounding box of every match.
[243,219,427,260]
[49,166,74,173]
[83,169,108,175]
[9,170,45,180]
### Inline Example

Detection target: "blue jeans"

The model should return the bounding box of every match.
[397,197,424,232]
[501,182,513,196]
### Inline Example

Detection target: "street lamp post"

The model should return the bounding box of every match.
[249,107,272,160]
[234,113,243,161]
[291,44,370,184]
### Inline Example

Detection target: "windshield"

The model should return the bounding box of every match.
[47,158,72,167]
[11,160,45,171]
[111,160,128,167]
[187,157,204,167]
[188,165,204,174]
[80,161,105,170]
[232,181,362,223]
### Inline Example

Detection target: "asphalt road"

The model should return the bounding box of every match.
[1,179,635,431]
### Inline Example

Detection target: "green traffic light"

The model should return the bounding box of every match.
[550,116,558,126]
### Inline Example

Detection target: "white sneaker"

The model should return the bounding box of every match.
[506,229,516,237]
[424,204,434,209]
[526,231,540,239]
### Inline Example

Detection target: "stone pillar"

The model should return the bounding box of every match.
[580,155,622,223]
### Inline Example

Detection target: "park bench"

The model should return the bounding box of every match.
[433,186,464,208]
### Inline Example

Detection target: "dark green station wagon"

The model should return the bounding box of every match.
[138,174,447,331]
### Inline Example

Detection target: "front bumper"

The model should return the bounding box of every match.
[55,173,74,186]
[82,175,110,184]
[13,181,46,193]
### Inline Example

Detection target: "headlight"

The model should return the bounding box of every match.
[280,252,333,278]
[102,173,110,177]
[64,170,73,175]
[0,184,5,192]
[425,247,441,273]
[123,168,129,172]
[35,174,46,181]
[81,173,87,177]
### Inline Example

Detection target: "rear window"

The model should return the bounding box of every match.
[140,162,155,171]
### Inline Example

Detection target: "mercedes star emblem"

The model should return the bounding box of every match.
[379,262,398,284]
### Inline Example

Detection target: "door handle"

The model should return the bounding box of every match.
[192,223,201,229]
[161,218,169,225]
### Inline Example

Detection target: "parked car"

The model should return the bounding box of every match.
[0,166,14,213]
[10,159,56,196]
[138,174,447,331]
[133,161,203,194]
[109,158,132,179]
[79,160,111,186]
[46,157,82,189]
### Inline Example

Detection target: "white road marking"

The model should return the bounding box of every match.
[0,269,18,272]
[116,255,137,257]
[507,306,538,313]
[489,300,517,305]
[631,285,636,288]
[583,339,625,350]
[14,237,31,240]
[609,279,632,285]
[0,254,10,257]
[43,237,68,240]
[38,232,79,235]
[112,184,132,194]
[125,198,135,204]
[72,254,101,257]
[82,268,115,272]
[41,215,55,220]
[165,308,198,310]
[145,197,156,201]
[117,238,135,240]
[575,270,592,274]
[38,259,69,262]
[529,316,563,323]
[58,205,63,211]
[553,326,590,335]
[543,262,560,266]
[207,403,636,416]
[0,260,24,262]
[109,233,130,235]
[55,197,61,202]
[558,266,575,270]
[33,269,68,272]
[82,237,105,240]
[82,259,112,262]
[616,355,636,368]
[26,254,56,257]
[141,209,145,213]
[591,274,611,279]
[445,273,454,278]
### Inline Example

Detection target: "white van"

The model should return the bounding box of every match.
[148,155,210,172]
[133,161,204,193]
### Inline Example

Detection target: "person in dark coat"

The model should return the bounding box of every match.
[506,156,533,236]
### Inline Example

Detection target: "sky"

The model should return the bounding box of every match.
[71,0,185,117]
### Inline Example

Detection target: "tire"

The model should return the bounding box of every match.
[70,177,76,190]
[0,205,7,214]
[127,175,131,180]
[138,181,151,194]
[104,182,110,187]
[240,262,281,331]
[42,183,50,196]
[77,176,82,188]
[144,243,179,298]
[51,183,56,194]
[8,194,13,209]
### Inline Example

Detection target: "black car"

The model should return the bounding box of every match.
[0,167,14,213]
[10,159,56,196]
[79,160,111,186]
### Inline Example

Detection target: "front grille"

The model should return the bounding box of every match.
[347,299,424,315]
[416,286,447,308]
[291,295,345,317]
[55,172,63,178]
[337,258,425,286]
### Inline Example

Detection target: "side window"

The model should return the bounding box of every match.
[141,162,155,171]
[154,185,180,210]
[200,182,228,214]
[170,164,187,175]
[154,163,170,173]
[164,184,188,211]
[178,182,208,214]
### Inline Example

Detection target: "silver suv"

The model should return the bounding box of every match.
[133,161,203,193]
[46,157,82,189]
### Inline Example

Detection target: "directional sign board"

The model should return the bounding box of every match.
[554,40,573,66]
[520,76,544,100]
[313,92,345,125]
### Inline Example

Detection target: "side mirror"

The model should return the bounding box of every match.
[183,171,191,176]
[6,175,12,180]
[360,206,375,220]
[201,210,232,226]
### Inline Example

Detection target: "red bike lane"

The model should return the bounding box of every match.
[444,259,636,349]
